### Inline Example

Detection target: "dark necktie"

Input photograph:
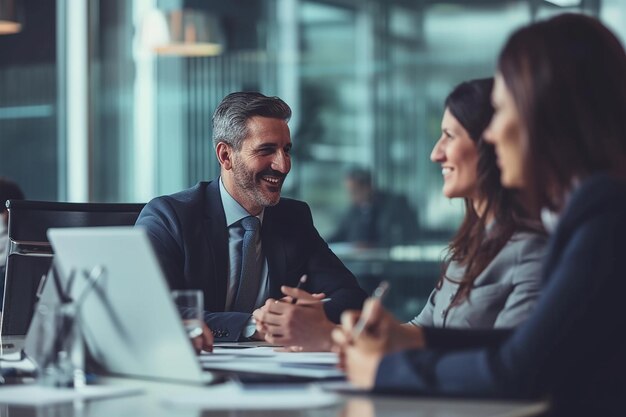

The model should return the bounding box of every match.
[232,216,262,312]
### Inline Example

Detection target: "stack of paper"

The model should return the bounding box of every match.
[199,347,343,379]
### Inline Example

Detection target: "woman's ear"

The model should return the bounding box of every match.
[215,142,234,170]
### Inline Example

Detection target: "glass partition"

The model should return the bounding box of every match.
[1,0,624,318]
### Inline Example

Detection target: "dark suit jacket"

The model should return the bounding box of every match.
[136,180,366,341]
[374,174,626,416]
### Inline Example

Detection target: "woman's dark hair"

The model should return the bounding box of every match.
[498,13,626,212]
[438,78,541,304]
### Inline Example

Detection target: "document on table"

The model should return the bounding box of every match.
[0,351,37,373]
[0,385,143,406]
[199,348,343,379]
[202,361,343,379]
[209,346,277,356]
[161,381,341,410]
[213,341,277,348]
[207,347,338,363]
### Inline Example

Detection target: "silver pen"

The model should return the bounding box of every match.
[290,274,308,304]
[352,281,390,338]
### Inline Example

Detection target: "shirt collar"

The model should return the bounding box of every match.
[540,181,577,235]
[540,208,560,234]
[219,177,264,227]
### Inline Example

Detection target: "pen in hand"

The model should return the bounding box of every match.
[290,274,308,304]
[351,281,390,338]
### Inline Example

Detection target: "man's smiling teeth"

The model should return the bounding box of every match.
[442,167,452,176]
[262,176,280,184]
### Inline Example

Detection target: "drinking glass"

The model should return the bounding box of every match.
[171,290,204,339]
[32,302,85,388]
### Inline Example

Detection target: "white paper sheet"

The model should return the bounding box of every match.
[270,352,338,365]
[210,346,276,356]
[0,385,143,405]
[206,347,339,364]
[202,360,344,379]
[213,341,277,348]
[198,354,237,362]
[200,346,343,379]
[0,353,36,373]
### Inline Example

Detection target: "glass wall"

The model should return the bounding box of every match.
[2,0,625,318]
[0,0,58,201]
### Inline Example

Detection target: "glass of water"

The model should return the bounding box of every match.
[171,290,204,339]
[32,302,86,388]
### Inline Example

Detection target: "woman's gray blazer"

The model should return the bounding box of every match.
[410,231,547,329]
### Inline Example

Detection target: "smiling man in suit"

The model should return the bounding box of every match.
[136,92,366,349]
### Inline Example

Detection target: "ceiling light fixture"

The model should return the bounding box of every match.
[0,0,22,35]
[544,0,581,7]
[140,8,225,57]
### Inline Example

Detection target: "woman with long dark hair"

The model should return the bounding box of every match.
[333,14,626,416]
[410,78,545,331]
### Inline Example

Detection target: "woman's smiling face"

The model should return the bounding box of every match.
[431,108,480,200]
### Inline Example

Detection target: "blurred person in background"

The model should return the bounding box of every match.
[328,167,420,248]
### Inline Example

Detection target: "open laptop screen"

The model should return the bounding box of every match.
[30,226,214,384]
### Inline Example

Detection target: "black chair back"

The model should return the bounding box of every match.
[1,200,145,336]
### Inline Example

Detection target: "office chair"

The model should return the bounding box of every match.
[0,200,145,337]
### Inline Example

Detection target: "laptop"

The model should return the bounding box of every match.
[27,226,217,385]
[1,256,51,356]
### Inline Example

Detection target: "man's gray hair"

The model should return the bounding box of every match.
[212,92,292,150]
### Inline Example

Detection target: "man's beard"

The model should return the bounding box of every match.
[231,158,283,209]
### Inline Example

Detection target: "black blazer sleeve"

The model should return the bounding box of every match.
[264,200,367,323]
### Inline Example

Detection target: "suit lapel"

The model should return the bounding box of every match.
[262,206,287,299]
[204,180,229,311]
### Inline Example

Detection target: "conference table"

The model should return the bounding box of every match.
[0,375,549,417]
[0,240,549,416]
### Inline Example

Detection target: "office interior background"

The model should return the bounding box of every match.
[1,0,625,320]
